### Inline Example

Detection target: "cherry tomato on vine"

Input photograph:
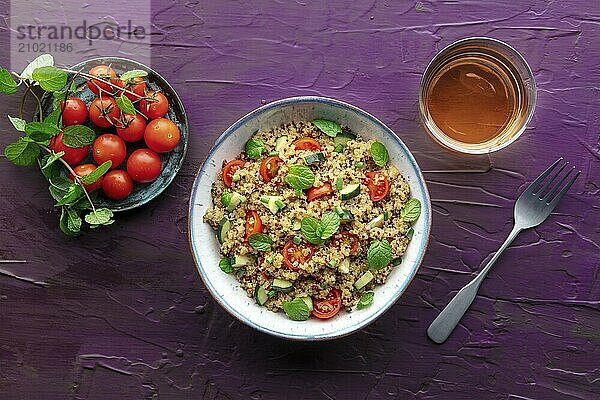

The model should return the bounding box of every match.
[89,97,120,128]
[116,113,146,142]
[49,132,89,166]
[70,164,103,191]
[364,171,390,202]
[222,160,245,187]
[92,134,127,168]
[144,118,180,153]
[126,148,162,183]
[282,240,314,272]
[115,77,146,101]
[259,156,283,182]
[102,169,134,200]
[244,210,263,240]
[311,288,342,319]
[60,97,88,126]
[139,91,169,119]
[87,65,117,94]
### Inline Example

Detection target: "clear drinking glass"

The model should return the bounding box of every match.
[419,37,537,154]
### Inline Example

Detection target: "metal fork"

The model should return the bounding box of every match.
[427,158,580,344]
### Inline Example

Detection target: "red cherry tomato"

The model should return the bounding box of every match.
[259,156,283,182]
[332,231,360,255]
[60,97,88,126]
[364,171,390,202]
[244,210,263,240]
[87,65,117,94]
[116,113,146,142]
[70,164,103,191]
[293,137,321,151]
[306,182,333,202]
[144,118,180,153]
[222,160,245,187]
[102,169,134,200]
[126,148,162,183]
[49,132,89,166]
[92,134,127,168]
[311,288,342,319]
[139,91,169,119]
[89,97,120,128]
[282,240,314,272]
[115,76,146,101]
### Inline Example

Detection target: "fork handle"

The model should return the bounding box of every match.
[427,226,521,344]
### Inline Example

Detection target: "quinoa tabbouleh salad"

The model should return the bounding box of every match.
[203,120,421,321]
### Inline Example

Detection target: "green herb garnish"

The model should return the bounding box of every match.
[284,164,315,191]
[357,291,374,309]
[120,69,148,82]
[283,298,311,321]
[62,125,96,147]
[115,95,136,115]
[300,211,340,245]
[219,257,233,273]
[370,141,388,167]
[401,198,421,223]
[312,119,341,137]
[367,239,392,270]
[245,138,265,160]
[248,233,274,251]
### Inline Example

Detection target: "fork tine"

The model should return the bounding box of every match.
[537,161,569,198]
[547,169,580,208]
[525,157,563,195]
[543,166,574,201]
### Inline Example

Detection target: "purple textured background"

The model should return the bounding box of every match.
[1,1,599,399]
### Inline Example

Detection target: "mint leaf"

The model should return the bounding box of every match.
[81,161,112,185]
[31,66,67,92]
[84,208,114,226]
[367,239,392,270]
[312,119,341,137]
[42,151,65,170]
[48,176,72,201]
[245,138,265,160]
[319,211,340,240]
[120,69,148,82]
[59,207,81,236]
[370,141,388,167]
[301,217,324,245]
[25,121,60,142]
[400,198,421,223]
[248,233,273,251]
[21,54,54,81]
[62,125,95,147]
[357,291,374,309]
[56,183,84,206]
[8,115,26,132]
[0,68,17,94]
[285,165,315,190]
[4,138,40,166]
[219,257,233,273]
[115,95,136,115]
[282,298,311,321]
[43,107,62,127]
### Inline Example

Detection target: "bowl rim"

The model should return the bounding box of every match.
[47,56,190,212]
[188,96,431,340]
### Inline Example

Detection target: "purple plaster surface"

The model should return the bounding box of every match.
[1,1,599,399]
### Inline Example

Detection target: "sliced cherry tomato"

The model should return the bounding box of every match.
[70,164,103,191]
[49,132,89,166]
[89,97,120,128]
[87,65,117,94]
[244,210,263,240]
[144,118,180,153]
[364,171,390,202]
[139,91,169,119]
[282,240,314,272]
[312,288,342,319]
[332,231,360,255]
[60,97,88,126]
[306,182,333,202]
[293,137,321,151]
[222,160,245,187]
[115,76,146,101]
[126,148,162,183]
[92,134,127,168]
[102,169,134,200]
[116,113,147,142]
[259,156,283,182]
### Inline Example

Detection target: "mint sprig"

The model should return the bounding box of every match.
[300,211,340,245]
[285,165,315,191]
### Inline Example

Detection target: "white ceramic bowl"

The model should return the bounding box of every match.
[188,97,431,340]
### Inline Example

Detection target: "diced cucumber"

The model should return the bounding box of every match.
[335,206,354,223]
[328,259,337,268]
[232,254,254,268]
[292,219,302,231]
[333,131,356,146]
[255,284,269,306]
[222,191,246,212]
[391,257,402,266]
[334,177,343,190]
[293,235,302,245]
[383,211,390,221]
[354,271,374,290]
[304,152,326,165]
[366,214,385,229]
[217,217,231,244]
[260,195,286,214]
[333,143,345,153]
[300,296,313,311]
[272,278,293,292]
[275,136,288,153]
[340,183,361,200]
[338,258,350,274]
[268,150,279,156]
